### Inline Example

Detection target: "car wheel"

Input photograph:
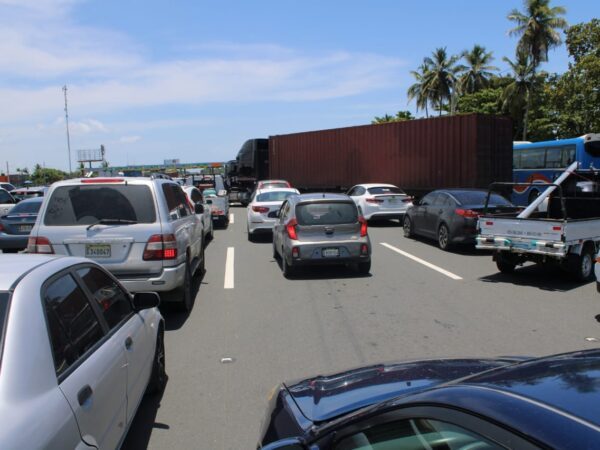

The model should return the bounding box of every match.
[403,216,413,238]
[176,260,193,312]
[2,249,18,253]
[572,247,594,282]
[496,251,516,274]
[199,243,206,275]
[272,240,278,258]
[282,255,295,278]
[357,260,371,274]
[146,327,167,395]
[437,224,451,251]
[247,225,254,242]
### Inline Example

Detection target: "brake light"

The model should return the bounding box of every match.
[81,178,124,183]
[292,247,299,258]
[365,198,383,204]
[286,218,298,240]
[0,223,4,232]
[143,234,178,260]
[552,226,562,231]
[455,209,479,218]
[27,236,54,254]
[212,210,224,215]
[252,206,270,214]
[360,243,369,255]
[359,216,368,237]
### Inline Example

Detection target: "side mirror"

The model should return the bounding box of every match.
[132,292,160,311]
[195,203,205,214]
[274,210,281,218]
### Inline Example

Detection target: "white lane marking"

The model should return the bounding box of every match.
[229,213,235,223]
[224,247,235,289]
[380,242,463,280]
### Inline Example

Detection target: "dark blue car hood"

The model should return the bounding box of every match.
[285,358,515,423]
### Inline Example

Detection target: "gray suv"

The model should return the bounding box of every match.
[28,177,205,311]
[272,193,371,277]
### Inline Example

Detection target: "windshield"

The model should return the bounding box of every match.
[256,191,297,202]
[296,201,358,225]
[367,186,405,195]
[0,190,13,204]
[44,185,156,225]
[452,191,512,206]
[0,292,9,370]
[7,200,42,214]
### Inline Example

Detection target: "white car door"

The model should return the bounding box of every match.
[75,266,154,423]
[43,272,127,450]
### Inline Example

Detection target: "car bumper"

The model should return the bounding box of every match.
[363,205,410,220]
[248,218,276,233]
[366,212,405,221]
[0,235,29,250]
[117,262,186,293]
[284,239,371,265]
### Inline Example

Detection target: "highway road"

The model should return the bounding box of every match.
[123,206,600,449]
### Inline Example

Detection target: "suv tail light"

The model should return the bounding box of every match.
[0,223,4,232]
[455,209,480,218]
[286,218,298,240]
[359,216,368,237]
[27,236,54,254]
[143,234,178,260]
[252,206,270,214]
[365,198,383,204]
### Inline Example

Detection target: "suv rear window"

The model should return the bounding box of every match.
[44,185,156,225]
[367,186,405,195]
[296,202,358,225]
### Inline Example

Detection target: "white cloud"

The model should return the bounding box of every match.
[119,135,141,144]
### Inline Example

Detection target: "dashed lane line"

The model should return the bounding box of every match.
[380,242,463,281]
[229,213,235,224]
[224,247,235,289]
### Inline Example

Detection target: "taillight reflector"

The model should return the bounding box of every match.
[252,206,269,214]
[485,221,494,226]
[143,234,178,260]
[455,208,480,218]
[286,218,298,240]
[359,216,368,237]
[27,236,54,254]
[552,226,562,231]
[360,243,369,255]
[365,198,383,204]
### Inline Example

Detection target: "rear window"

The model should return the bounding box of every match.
[257,191,297,202]
[262,182,288,188]
[296,202,358,225]
[0,292,9,369]
[0,190,13,203]
[44,185,156,226]
[451,191,512,206]
[8,200,42,214]
[367,186,405,195]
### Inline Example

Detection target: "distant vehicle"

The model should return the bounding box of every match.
[272,193,371,277]
[0,197,43,253]
[203,187,230,227]
[10,185,47,201]
[258,349,600,449]
[225,139,269,206]
[0,188,18,216]
[182,185,213,241]
[0,183,15,192]
[246,188,299,240]
[346,183,412,221]
[28,177,205,311]
[256,179,292,190]
[404,189,518,251]
[512,134,600,205]
[0,255,166,450]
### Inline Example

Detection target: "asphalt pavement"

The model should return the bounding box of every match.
[123,206,600,449]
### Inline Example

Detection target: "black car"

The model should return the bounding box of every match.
[0,197,43,253]
[403,189,518,250]
[258,349,600,449]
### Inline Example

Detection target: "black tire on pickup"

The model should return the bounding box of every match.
[496,251,516,274]
[570,246,595,282]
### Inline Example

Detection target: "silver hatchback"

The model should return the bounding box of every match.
[272,193,371,277]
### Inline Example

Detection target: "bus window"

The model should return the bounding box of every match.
[521,148,545,169]
[545,147,562,168]
[513,151,521,169]
[562,145,576,166]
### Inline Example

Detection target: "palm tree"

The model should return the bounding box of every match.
[407,62,432,118]
[372,114,395,124]
[459,45,499,94]
[422,48,465,116]
[501,51,536,140]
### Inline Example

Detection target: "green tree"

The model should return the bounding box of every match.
[32,165,67,185]
[407,62,432,117]
[459,45,499,94]
[457,87,503,115]
[422,47,465,116]
[372,111,414,124]
[501,51,536,140]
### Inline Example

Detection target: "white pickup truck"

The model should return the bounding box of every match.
[476,165,600,281]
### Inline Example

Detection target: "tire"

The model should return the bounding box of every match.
[2,249,18,253]
[437,224,451,251]
[403,215,413,238]
[496,252,516,274]
[272,240,278,258]
[282,255,295,278]
[357,260,371,274]
[199,244,206,275]
[572,247,594,282]
[146,327,167,395]
[247,226,254,242]
[176,260,193,312]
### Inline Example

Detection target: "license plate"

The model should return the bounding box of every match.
[18,225,32,232]
[387,198,398,204]
[85,244,111,258]
[322,247,339,258]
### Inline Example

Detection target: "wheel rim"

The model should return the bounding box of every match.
[403,217,411,235]
[439,226,448,248]
[582,253,592,277]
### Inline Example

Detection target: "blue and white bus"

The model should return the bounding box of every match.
[512,134,600,205]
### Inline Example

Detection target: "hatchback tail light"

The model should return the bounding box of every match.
[27,236,54,254]
[0,223,4,232]
[455,208,480,218]
[402,197,413,203]
[359,216,368,237]
[360,243,369,255]
[365,198,383,204]
[143,234,178,260]
[252,206,269,214]
[286,218,298,240]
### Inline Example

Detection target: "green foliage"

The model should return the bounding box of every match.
[372,111,414,124]
[457,88,503,115]
[31,165,67,185]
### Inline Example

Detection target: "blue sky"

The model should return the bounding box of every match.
[0,0,594,171]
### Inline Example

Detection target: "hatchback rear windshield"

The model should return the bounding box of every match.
[451,191,512,206]
[44,185,156,225]
[0,292,9,370]
[8,200,42,214]
[262,182,288,188]
[367,186,405,195]
[257,191,297,202]
[296,202,358,225]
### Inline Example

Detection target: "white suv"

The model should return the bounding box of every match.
[28,177,205,311]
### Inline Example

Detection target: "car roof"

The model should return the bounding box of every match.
[0,255,62,290]
[356,183,399,189]
[13,196,44,204]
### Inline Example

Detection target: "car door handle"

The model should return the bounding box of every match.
[78,385,93,406]
[125,336,133,350]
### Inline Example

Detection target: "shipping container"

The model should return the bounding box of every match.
[268,114,512,194]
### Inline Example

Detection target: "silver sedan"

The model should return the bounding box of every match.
[0,255,166,449]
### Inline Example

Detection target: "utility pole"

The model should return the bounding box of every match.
[5,162,9,183]
[63,85,72,174]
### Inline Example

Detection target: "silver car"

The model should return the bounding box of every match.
[182,185,214,242]
[272,193,371,277]
[28,177,205,311]
[0,254,165,449]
